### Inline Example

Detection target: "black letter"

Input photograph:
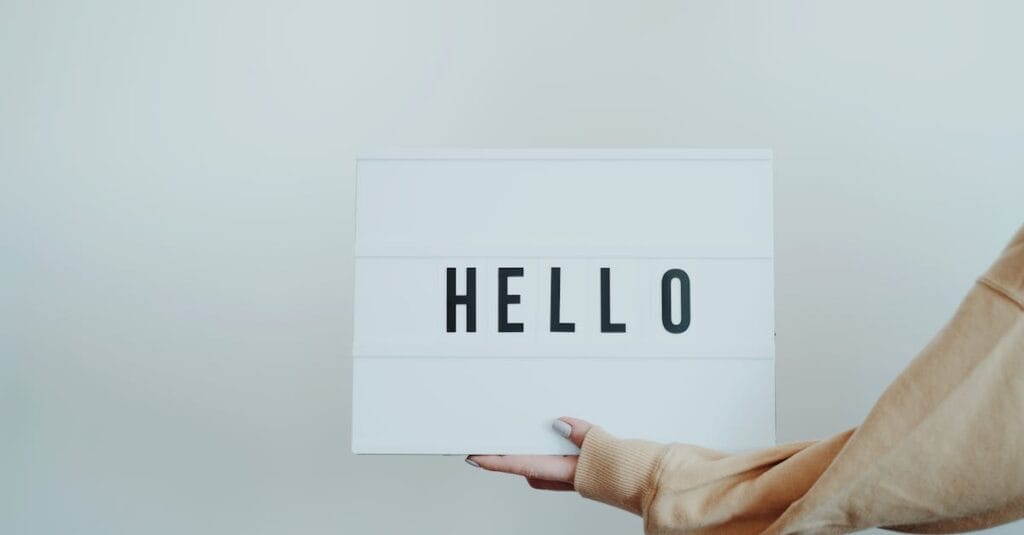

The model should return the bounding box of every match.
[498,267,524,333]
[549,267,575,332]
[661,269,691,334]
[446,267,476,332]
[600,267,626,333]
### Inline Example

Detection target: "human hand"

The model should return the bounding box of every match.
[465,417,593,491]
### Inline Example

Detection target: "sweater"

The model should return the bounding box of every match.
[574,224,1024,534]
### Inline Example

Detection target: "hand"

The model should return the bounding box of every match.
[465,417,593,491]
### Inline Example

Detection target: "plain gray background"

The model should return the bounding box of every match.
[3,1,1023,533]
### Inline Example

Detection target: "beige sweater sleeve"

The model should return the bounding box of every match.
[574,224,1024,535]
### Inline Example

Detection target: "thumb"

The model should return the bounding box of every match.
[553,417,593,448]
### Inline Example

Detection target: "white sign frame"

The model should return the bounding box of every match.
[352,149,775,454]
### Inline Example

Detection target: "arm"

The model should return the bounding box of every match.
[574,426,853,533]
[473,225,1024,535]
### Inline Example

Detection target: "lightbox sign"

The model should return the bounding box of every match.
[352,149,774,454]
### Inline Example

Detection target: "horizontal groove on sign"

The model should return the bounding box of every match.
[359,157,772,162]
[351,355,774,361]
[354,254,774,259]
[357,149,773,161]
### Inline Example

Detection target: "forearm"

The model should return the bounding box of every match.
[575,427,853,534]
[574,224,1024,534]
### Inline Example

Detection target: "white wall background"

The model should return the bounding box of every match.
[3,1,1023,533]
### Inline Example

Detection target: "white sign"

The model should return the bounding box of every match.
[352,149,775,454]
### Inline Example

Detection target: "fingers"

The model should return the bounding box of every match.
[526,477,575,491]
[466,455,576,483]
[555,417,593,448]
[464,417,595,489]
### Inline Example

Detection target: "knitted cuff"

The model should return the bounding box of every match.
[573,427,668,515]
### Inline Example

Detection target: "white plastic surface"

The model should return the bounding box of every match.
[352,150,775,454]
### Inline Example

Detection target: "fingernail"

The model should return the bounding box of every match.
[552,419,572,438]
[465,456,480,468]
